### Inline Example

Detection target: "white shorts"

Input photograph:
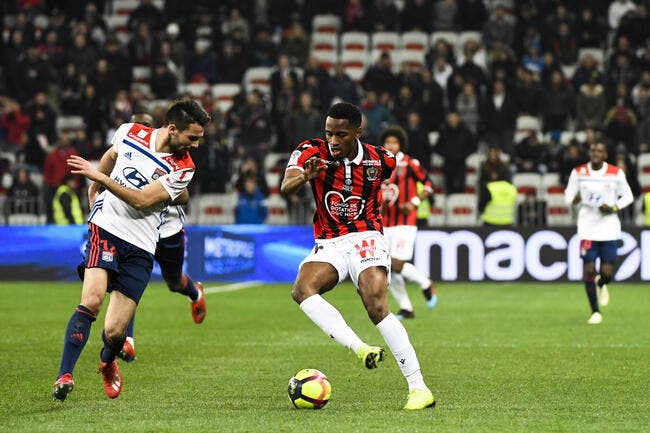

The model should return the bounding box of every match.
[383,225,418,261]
[300,231,391,287]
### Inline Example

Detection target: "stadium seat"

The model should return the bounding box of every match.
[340,50,369,82]
[56,116,84,131]
[180,82,209,98]
[264,152,287,173]
[637,153,650,179]
[458,31,481,50]
[397,50,426,70]
[445,193,478,226]
[340,32,369,52]
[131,66,151,83]
[211,83,241,113]
[243,66,272,95]
[265,172,282,195]
[310,32,338,52]
[428,193,446,227]
[541,172,563,199]
[430,31,460,53]
[312,14,341,34]
[465,152,483,191]
[197,193,237,225]
[106,14,129,32]
[33,14,49,32]
[113,0,139,15]
[546,194,572,226]
[265,194,289,225]
[310,50,337,72]
[371,31,399,52]
[512,172,543,202]
[7,214,45,225]
[428,131,440,147]
[578,48,605,70]
[429,153,444,192]
[401,31,428,52]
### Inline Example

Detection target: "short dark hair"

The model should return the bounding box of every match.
[379,125,408,151]
[327,102,362,128]
[164,99,211,131]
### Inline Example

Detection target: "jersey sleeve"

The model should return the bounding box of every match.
[616,170,634,210]
[159,169,194,202]
[409,158,433,192]
[379,147,396,180]
[564,169,578,206]
[286,139,322,171]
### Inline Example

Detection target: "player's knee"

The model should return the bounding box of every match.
[103,325,125,343]
[80,297,102,315]
[291,283,316,304]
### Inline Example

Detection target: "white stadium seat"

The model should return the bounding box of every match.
[211,83,241,113]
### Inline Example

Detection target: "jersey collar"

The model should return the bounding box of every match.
[343,139,364,166]
[588,161,607,175]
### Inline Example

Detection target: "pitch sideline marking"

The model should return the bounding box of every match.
[203,281,263,294]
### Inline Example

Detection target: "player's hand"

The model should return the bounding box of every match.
[67,155,104,183]
[303,157,326,181]
[399,202,417,215]
[599,204,617,214]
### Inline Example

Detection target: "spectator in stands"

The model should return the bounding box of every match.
[360,89,395,145]
[456,0,488,31]
[4,168,40,217]
[576,73,607,131]
[436,112,475,193]
[514,67,542,116]
[39,29,66,73]
[103,37,132,92]
[90,58,118,104]
[416,68,445,132]
[186,39,217,84]
[367,0,399,32]
[361,52,396,96]
[327,62,359,107]
[551,22,578,67]
[287,92,322,150]
[608,0,637,31]
[541,70,574,133]
[79,83,108,136]
[221,7,251,43]
[393,85,420,127]
[191,122,230,194]
[576,7,606,48]
[432,0,457,31]
[250,26,278,67]
[16,44,56,102]
[513,131,549,173]
[344,0,369,31]
[281,21,309,66]
[604,94,638,153]
[483,4,515,50]
[635,110,650,154]
[52,174,84,225]
[480,145,511,184]
[270,54,299,107]
[479,170,517,226]
[484,80,517,154]
[128,0,164,32]
[235,175,268,224]
[404,111,432,172]
[25,90,57,145]
[455,82,481,136]
[68,33,97,77]
[516,190,547,227]
[43,130,79,223]
[129,22,159,67]
[457,40,488,93]
[1,100,31,154]
[432,56,453,92]
[272,76,298,151]
[572,54,604,91]
[614,151,641,225]
[150,61,178,99]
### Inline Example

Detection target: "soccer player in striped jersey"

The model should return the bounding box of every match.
[118,112,207,364]
[281,102,435,410]
[379,125,438,320]
[52,100,210,401]
[564,142,633,324]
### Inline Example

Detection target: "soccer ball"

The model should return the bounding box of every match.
[287,369,332,409]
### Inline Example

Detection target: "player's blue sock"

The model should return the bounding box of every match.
[181,274,199,302]
[126,315,134,339]
[597,275,610,286]
[100,329,126,364]
[58,305,96,376]
[584,278,599,313]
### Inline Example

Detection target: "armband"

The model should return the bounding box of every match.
[612,205,619,212]
[410,197,421,206]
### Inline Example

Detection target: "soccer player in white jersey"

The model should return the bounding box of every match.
[118,112,207,363]
[52,100,210,401]
[564,142,634,324]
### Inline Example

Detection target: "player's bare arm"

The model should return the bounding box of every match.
[281,157,325,197]
[88,148,118,207]
[68,155,171,209]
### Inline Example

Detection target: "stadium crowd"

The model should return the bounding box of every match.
[0,0,648,226]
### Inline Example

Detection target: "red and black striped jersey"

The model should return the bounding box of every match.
[287,138,396,239]
[381,152,433,227]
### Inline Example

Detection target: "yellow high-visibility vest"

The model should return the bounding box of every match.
[53,184,84,225]
[482,180,517,225]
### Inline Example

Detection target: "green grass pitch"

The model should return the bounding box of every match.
[1,281,649,433]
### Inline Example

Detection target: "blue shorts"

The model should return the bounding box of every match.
[78,223,154,304]
[154,229,185,281]
[579,239,618,264]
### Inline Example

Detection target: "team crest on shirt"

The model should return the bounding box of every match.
[152,167,167,180]
[366,166,379,181]
[325,191,365,221]
[101,250,114,262]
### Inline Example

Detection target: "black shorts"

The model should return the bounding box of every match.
[154,229,185,280]
[78,223,154,304]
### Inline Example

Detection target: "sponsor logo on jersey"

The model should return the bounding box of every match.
[152,167,166,180]
[127,127,149,146]
[325,191,365,221]
[123,167,149,189]
[124,152,132,160]
[137,129,148,139]
[354,238,376,259]
[162,155,180,170]
[362,160,382,166]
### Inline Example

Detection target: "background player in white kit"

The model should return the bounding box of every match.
[118,112,207,363]
[52,100,210,401]
[564,142,633,324]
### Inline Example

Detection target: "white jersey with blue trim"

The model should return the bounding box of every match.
[564,162,634,241]
[89,123,195,254]
[159,204,185,239]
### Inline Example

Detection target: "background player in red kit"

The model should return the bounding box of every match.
[379,125,438,320]
[281,102,435,410]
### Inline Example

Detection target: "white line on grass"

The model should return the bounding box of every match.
[203,281,263,294]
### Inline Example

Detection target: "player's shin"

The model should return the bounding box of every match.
[376,313,427,392]
[299,294,365,352]
[58,305,96,376]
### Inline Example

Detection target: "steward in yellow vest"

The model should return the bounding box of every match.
[53,175,84,225]
[644,192,650,226]
[482,179,517,226]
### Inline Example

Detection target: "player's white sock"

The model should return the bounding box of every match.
[300,294,365,352]
[376,313,426,392]
[389,272,413,312]
[401,263,431,289]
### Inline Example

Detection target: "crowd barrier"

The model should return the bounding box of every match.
[1,226,649,282]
